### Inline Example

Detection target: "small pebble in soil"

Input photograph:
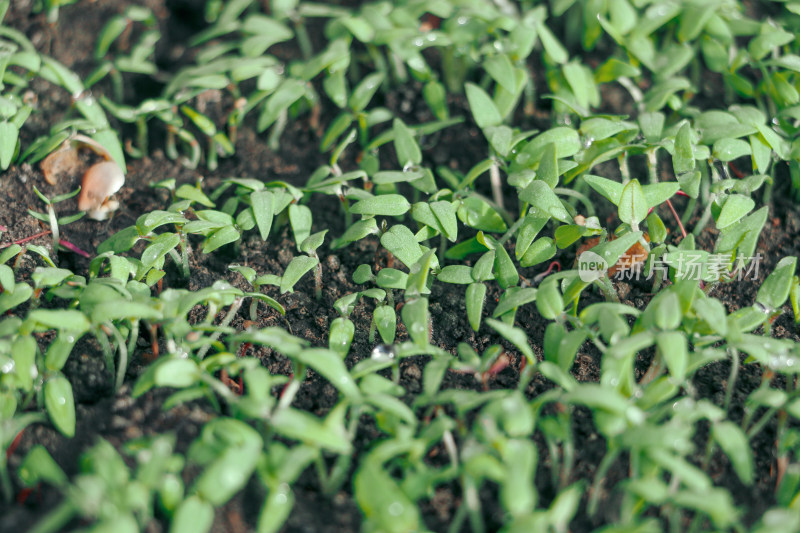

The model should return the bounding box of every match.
[617,282,631,301]
[326,254,340,270]
[405,363,421,380]
[370,344,396,362]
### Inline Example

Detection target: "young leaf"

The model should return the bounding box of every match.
[350,194,411,217]
[393,119,421,167]
[457,196,508,232]
[271,407,351,453]
[373,305,396,344]
[353,264,374,284]
[537,143,559,188]
[673,122,695,175]
[18,445,68,488]
[380,225,423,268]
[155,358,201,388]
[402,297,429,347]
[423,80,448,121]
[172,496,214,533]
[466,282,487,332]
[289,204,313,249]
[493,287,537,318]
[300,230,327,254]
[281,255,319,293]
[293,348,361,401]
[712,421,754,485]
[437,265,474,284]
[329,317,355,358]
[536,279,563,320]
[519,181,571,222]
[349,72,384,112]
[332,218,378,249]
[45,375,75,437]
[535,19,568,64]
[355,462,421,533]
[193,420,262,505]
[430,201,458,242]
[0,121,18,169]
[756,256,797,310]
[376,268,408,289]
[493,244,519,289]
[520,237,556,267]
[203,225,240,253]
[251,190,274,240]
[465,82,502,129]
[486,318,535,363]
[716,194,755,230]
[657,330,688,381]
[515,212,550,259]
[642,182,680,209]
[619,179,647,226]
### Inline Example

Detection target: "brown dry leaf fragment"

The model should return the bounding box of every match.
[41,144,80,185]
[608,237,650,276]
[575,234,651,276]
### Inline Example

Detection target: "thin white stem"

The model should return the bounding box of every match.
[490,160,504,210]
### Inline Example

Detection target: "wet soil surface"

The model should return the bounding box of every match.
[1,1,800,532]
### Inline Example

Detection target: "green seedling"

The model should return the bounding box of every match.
[28,185,85,260]
[32,0,78,23]
[4,1,800,532]
[92,6,159,101]
[330,292,358,358]
[228,264,284,321]
[299,230,326,300]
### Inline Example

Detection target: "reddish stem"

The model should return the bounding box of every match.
[542,261,562,276]
[278,373,295,399]
[665,199,687,239]
[0,230,51,249]
[16,487,33,505]
[728,162,746,179]
[59,239,90,258]
[5,428,24,459]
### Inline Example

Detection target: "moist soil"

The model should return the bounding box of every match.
[1,1,799,532]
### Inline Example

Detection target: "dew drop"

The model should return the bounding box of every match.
[371,344,396,362]
[768,353,799,371]
[755,302,772,314]
[275,489,288,504]
[673,398,695,412]
[388,502,405,516]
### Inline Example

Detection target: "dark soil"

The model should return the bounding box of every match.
[1,1,799,532]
